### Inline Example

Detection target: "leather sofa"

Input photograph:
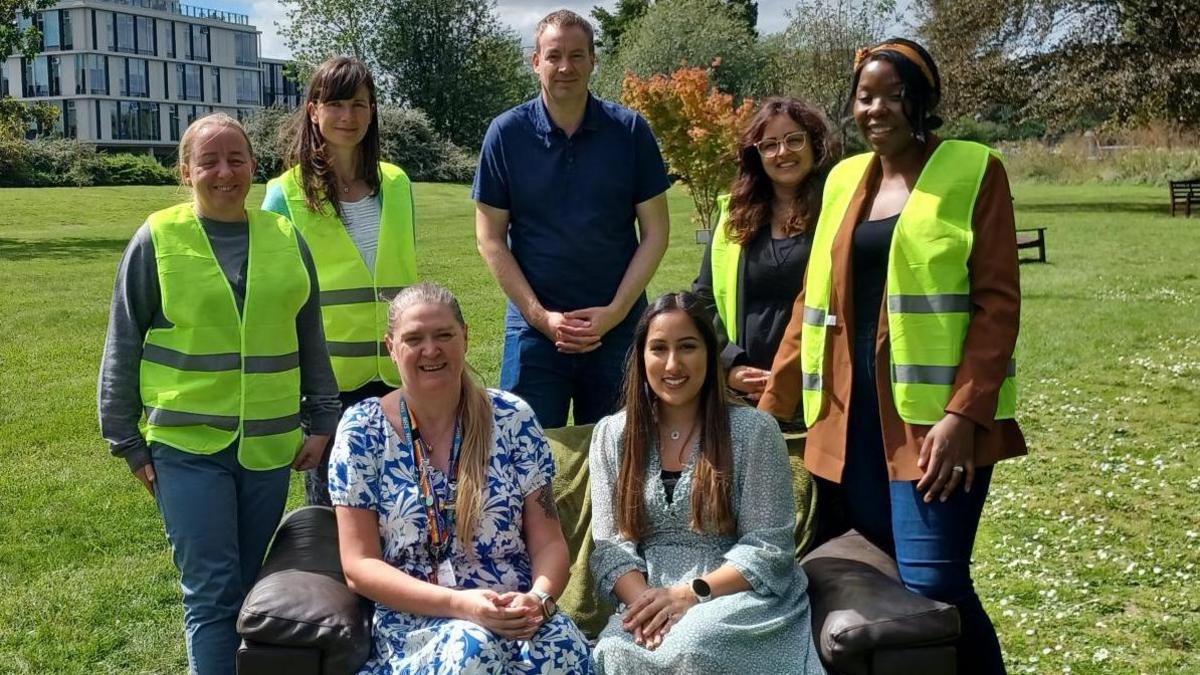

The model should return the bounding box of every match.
[236,425,960,675]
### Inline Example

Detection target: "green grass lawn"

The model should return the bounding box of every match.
[1,182,1197,674]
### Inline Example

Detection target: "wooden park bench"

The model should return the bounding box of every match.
[1016,227,1047,263]
[1170,179,1200,217]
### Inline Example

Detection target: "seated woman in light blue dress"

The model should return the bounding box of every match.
[589,291,825,674]
[329,282,592,674]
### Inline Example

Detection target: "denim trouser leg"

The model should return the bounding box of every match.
[572,324,634,425]
[891,468,1006,675]
[153,442,291,675]
[501,323,572,428]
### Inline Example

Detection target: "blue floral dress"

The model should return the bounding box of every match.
[329,390,593,674]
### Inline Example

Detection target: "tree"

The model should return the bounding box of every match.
[758,0,897,123]
[914,0,1200,131]
[596,0,764,101]
[0,98,59,140]
[622,67,755,230]
[1,0,54,60]
[278,0,534,148]
[592,0,650,55]
[378,0,534,148]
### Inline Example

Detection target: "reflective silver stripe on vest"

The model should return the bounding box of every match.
[321,286,409,306]
[145,406,239,431]
[142,344,240,371]
[244,352,300,373]
[244,413,301,437]
[327,341,387,357]
[802,371,822,391]
[894,359,1017,385]
[887,294,972,314]
[892,364,958,385]
[803,306,827,326]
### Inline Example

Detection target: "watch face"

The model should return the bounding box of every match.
[692,577,711,597]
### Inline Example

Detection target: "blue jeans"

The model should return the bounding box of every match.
[500,301,640,429]
[812,326,1006,675]
[152,442,291,675]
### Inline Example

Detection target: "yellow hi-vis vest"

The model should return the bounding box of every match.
[269,162,417,391]
[709,194,741,343]
[800,140,1018,427]
[140,203,310,470]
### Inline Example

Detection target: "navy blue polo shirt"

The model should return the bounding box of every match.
[472,94,670,320]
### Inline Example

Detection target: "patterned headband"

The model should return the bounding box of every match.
[854,43,936,90]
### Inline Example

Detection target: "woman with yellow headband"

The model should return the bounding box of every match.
[760,38,1025,674]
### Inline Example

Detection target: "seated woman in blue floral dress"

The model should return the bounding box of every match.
[588,291,825,674]
[329,282,592,674]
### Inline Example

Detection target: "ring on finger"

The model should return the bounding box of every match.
[952,465,965,473]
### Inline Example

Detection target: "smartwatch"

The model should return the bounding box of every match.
[531,589,558,621]
[690,577,712,603]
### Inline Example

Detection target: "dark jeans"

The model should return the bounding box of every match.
[812,325,1007,675]
[499,302,640,429]
[305,380,395,507]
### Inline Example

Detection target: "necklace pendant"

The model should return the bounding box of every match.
[670,430,681,441]
[424,494,434,507]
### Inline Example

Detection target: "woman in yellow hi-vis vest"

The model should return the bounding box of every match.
[99,114,340,674]
[759,40,1026,675]
[693,97,839,407]
[263,57,418,506]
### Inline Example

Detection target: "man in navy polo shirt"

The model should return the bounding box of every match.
[474,9,671,428]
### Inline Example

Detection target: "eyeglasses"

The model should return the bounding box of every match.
[754,131,808,158]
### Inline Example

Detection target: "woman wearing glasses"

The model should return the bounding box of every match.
[694,97,840,408]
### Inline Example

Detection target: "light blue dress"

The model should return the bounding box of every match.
[589,405,825,674]
[329,390,593,674]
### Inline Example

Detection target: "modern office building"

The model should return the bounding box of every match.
[1,0,303,154]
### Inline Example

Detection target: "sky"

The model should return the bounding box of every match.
[213,1,911,60]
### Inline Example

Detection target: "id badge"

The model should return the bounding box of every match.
[436,559,457,588]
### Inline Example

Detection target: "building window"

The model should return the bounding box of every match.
[119,57,149,97]
[210,67,221,103]
[115,13,135,53]
[168,104,180,142]
[88,54,107,95]
[1,62,8,98]
[177,63,202,101]
[62,100,77,138]
[75,54,84,94]
[163,61,169,99]
[22,56,58,97]
[112,100,160,141]
[236,70,258,105]
[136,16,155,55]
[189,24,210,62]
[165,20,176,58]
[235,32,257,67]
[37,10,71,51]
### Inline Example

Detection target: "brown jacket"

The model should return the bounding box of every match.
[759,137,1028,482]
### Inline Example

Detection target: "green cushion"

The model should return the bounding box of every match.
[543,425,816,639]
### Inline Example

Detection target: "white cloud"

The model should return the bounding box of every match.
[244,0,291,59]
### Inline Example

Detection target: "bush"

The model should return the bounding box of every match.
[92,153,177,186]
[1001,137,1200,186]
[243,104,476,184]
[0,137,96,187]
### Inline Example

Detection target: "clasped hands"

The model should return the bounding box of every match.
[540,305,622,354]
[621,584,697,651]
[456,589,547,640]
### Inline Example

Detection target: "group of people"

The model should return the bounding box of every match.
[98,8,1025,675]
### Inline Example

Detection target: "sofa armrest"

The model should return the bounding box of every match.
[801,531,960,675]
[237,506,372,675]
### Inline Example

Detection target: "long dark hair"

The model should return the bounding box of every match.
[844,38,944,142]
[616,292,735,540]
[727,97,840,245]
[285,56,381,217]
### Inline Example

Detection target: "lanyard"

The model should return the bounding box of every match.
[398,397,463,583]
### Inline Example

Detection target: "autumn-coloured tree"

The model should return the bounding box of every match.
[622,67,755,230]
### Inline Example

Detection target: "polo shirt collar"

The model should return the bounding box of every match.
[533,93,601,136]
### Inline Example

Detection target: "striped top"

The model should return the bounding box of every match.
[338,194,382,273]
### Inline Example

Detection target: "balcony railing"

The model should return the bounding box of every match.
[95,0,250,25]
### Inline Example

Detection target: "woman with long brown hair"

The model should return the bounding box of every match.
[329,282,591,673]
[588,292,823,673]
[694,97,839,406]
[263,56,418,506]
